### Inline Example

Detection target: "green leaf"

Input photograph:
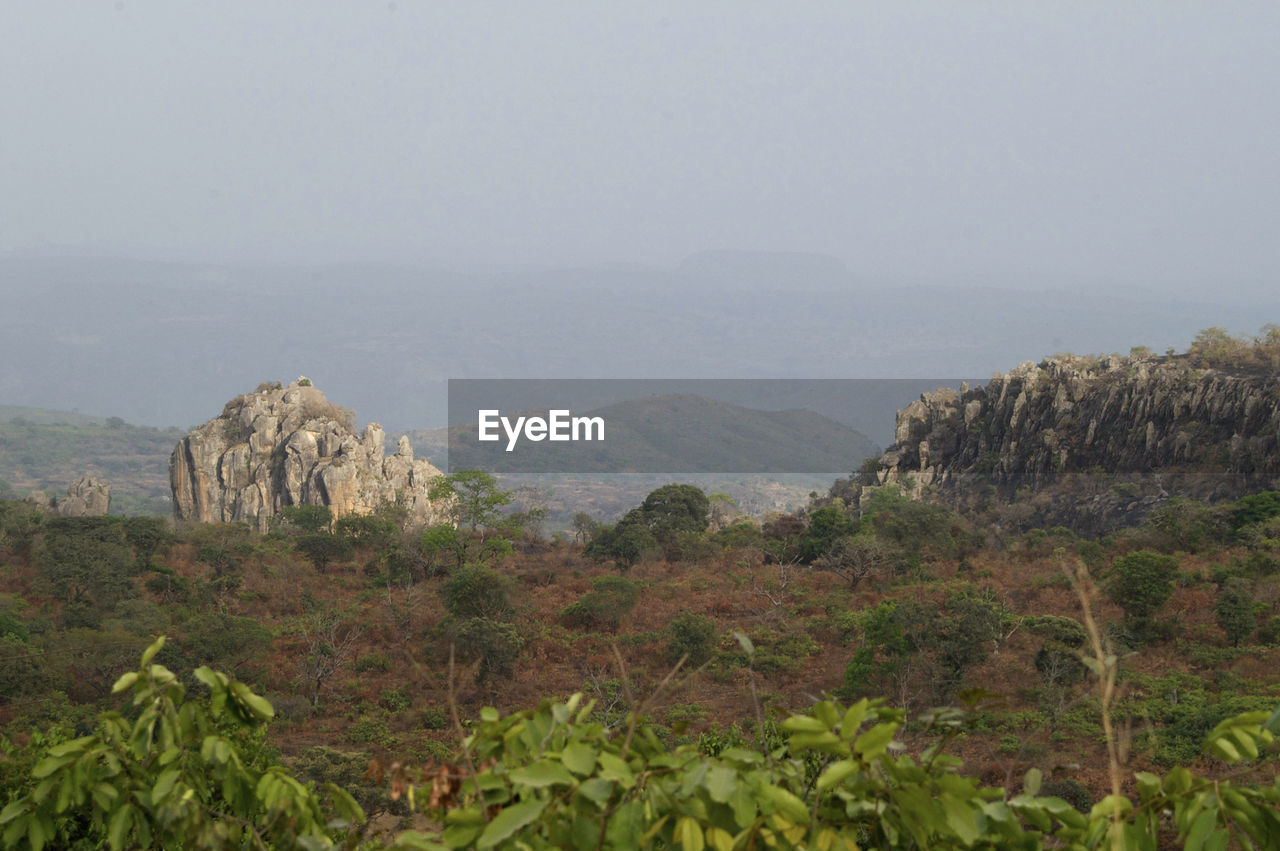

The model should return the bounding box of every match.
[729,785,756,829]
[705,825,734,851]
[27,816,46,851]
[758,784,809,824]
[675,816,704,850]
[111,671,139,694]
[1264,702,1280,734]
[854,722,896,759]
[107,803,134,851]
[840,700,868,741]
[0,801,26,825]
[509,761,575,788]
[30,755,74,780]
[780,715,829,734]
[476,798,549,849]
[941,794,979,845]
[151,768,181,803]
[139,636,165,667]
[605,801,643,847]
[733,631,754,656]
[441,822,482,848]
[1184,807,1219,851]
[560,742,597,776]
[1209,737,1241,763]
[816,759,859,791]
[230,681,274,721]
[576,778,614,807]
[705,766,737,803]
[597,752,634,788]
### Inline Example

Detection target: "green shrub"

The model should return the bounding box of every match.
[354,652,392,673]
[1107,549,1179,624]
[449,617,523,683]
[441,565,512,620]
[666,612,717,666]
[559,575,640,631]
[379,687,411,713]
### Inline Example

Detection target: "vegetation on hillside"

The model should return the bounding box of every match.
[3,462,1280,846]
[0,409,182,515]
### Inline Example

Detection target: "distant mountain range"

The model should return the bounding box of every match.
[3,251,1275,440]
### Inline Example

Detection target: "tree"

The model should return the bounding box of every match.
[638,483,710,541]
[36,517,136,628]
[812,534,890,588]
[571,512,600,544]
[1215,577,1256,647]
[559,576,639,632]
[419,524,467,574]
[297,611,361,708]
[294,532,353,573]
[276,503,333,534]
[583,520,658,569]
[333,513,398,550]
[1107,550,1178,621]
[799,505,859,562]
[428,470,513,533]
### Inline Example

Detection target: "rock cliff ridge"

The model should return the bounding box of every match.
[863,349,1280,533]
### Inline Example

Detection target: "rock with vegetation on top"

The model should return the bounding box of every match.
[862,350,1280,533]
[169,381,447,531]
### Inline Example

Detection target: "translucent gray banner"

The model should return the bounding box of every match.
[446,379,975,474]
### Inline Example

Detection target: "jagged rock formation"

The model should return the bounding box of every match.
[58,475,112,516]
[27,475,113,516]
[170,381,447,531]
[865,354,1280,533]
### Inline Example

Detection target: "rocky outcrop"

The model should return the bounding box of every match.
[28,475,112,516]
[58,475,112,516]
[864,354,1280,533]
[170,381,447,531]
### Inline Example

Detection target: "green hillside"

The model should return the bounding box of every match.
[0,406,182,515]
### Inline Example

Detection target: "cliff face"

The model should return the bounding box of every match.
[170,381,447,531]
[867,355,1280,532]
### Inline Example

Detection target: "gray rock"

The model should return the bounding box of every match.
[55,475,111,516]
[170,381,448,531]
[860,355,1280,533]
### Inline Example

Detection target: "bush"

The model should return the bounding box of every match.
[354,652,392,673]
[440,566,512,620]
[559,576,639,631]
[379,687,411,713]
[277,504,333,534]
[1107,550,1179,621]
[666,612,717,666]
[1214,577,1255,646]
[449,617,524,683]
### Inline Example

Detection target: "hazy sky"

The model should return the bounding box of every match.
[3,3,1277,290]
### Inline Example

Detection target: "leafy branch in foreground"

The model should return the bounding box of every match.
[4,636,1280,849]
[0,637,363,850]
